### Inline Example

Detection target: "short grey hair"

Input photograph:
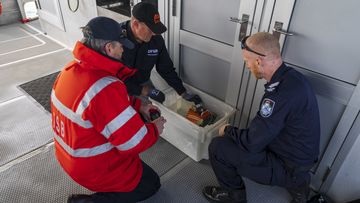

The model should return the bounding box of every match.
[80,25,118,55]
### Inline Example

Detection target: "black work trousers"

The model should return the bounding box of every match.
[92,161,160,203]
[209,136,311,191]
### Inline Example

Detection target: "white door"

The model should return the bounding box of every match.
[279,0,360,193]
[37,0,65,31]
[228,0,295,129]
[234,0,360,193]
[170,0,242,101]
[169,0,295,127]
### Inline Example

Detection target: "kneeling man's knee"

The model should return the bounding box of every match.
[209,136,231,158]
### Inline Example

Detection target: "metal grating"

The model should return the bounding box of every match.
[141,137,187,176]
[143,158,218,203]
[143,158,291,203]
[0,97,53,166]
[0,146,91,203]
[0,140,187,203]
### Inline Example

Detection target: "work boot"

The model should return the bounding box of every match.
[202,186,247,203]
[287,183,310,203]
[67,194,94,203]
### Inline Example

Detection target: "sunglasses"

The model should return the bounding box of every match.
[241,36,266,57]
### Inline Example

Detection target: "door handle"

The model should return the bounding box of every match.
[272,28,294,36]
[229,17,248,24]
[230,14,250,41]
[272,21,294,40]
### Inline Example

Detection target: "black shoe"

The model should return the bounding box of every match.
[287,184,310,203]
[202,186,247,203]
[67,194,94,203]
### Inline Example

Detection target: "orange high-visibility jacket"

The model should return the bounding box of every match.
[51,42,159,192]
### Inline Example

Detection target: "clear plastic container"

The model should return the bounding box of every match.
[152,84,236,161]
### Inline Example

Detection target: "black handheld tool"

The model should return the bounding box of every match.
[149,109,161,121]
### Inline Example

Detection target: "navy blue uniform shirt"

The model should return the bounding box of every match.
[120,21,186,96]
[225,63,320,166]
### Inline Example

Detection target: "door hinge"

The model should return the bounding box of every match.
[36,0,42,10]
[172,0,177,16]
[322,167,331,182]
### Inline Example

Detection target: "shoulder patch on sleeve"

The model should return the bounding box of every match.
[260,98,275,117]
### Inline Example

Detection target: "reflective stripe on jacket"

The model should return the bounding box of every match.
[51,42,159,192]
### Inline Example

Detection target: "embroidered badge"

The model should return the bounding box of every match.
[260,98,275,117]
[266,81,280,92]
[147,49,158,56]
[151,89,160,96]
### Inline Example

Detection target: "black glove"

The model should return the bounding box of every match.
[182,92,202,104]
[148,88,165,104]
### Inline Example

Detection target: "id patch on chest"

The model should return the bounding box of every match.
[147,49,159,56]
[260,98,275,117]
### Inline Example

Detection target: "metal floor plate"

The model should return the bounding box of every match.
[0,145,91,203]
[0,96,53,166]
[141,137,187,176]
[0,139,187,203]
[144,158,291,203]
[142,158,218,203]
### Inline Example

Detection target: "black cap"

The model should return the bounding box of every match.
[132,2,167,34]
[85,16,134,49]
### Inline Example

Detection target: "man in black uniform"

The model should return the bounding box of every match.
[203,32,320,203]
[119,2,201,104]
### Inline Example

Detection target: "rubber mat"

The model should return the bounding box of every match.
[19,71,60,113]
[0,140,187,203]
[0,96,53,166]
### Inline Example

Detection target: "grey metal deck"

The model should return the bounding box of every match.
[0,22,291,203]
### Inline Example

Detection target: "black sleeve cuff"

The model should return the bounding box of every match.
[224,125,232,136]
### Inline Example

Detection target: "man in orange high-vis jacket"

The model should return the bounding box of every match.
[51,17,166,203]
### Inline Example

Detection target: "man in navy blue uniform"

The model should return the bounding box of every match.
[203,32,320,203]
[119,2,201,104]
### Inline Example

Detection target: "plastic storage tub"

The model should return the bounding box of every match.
[152,84,235,162]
